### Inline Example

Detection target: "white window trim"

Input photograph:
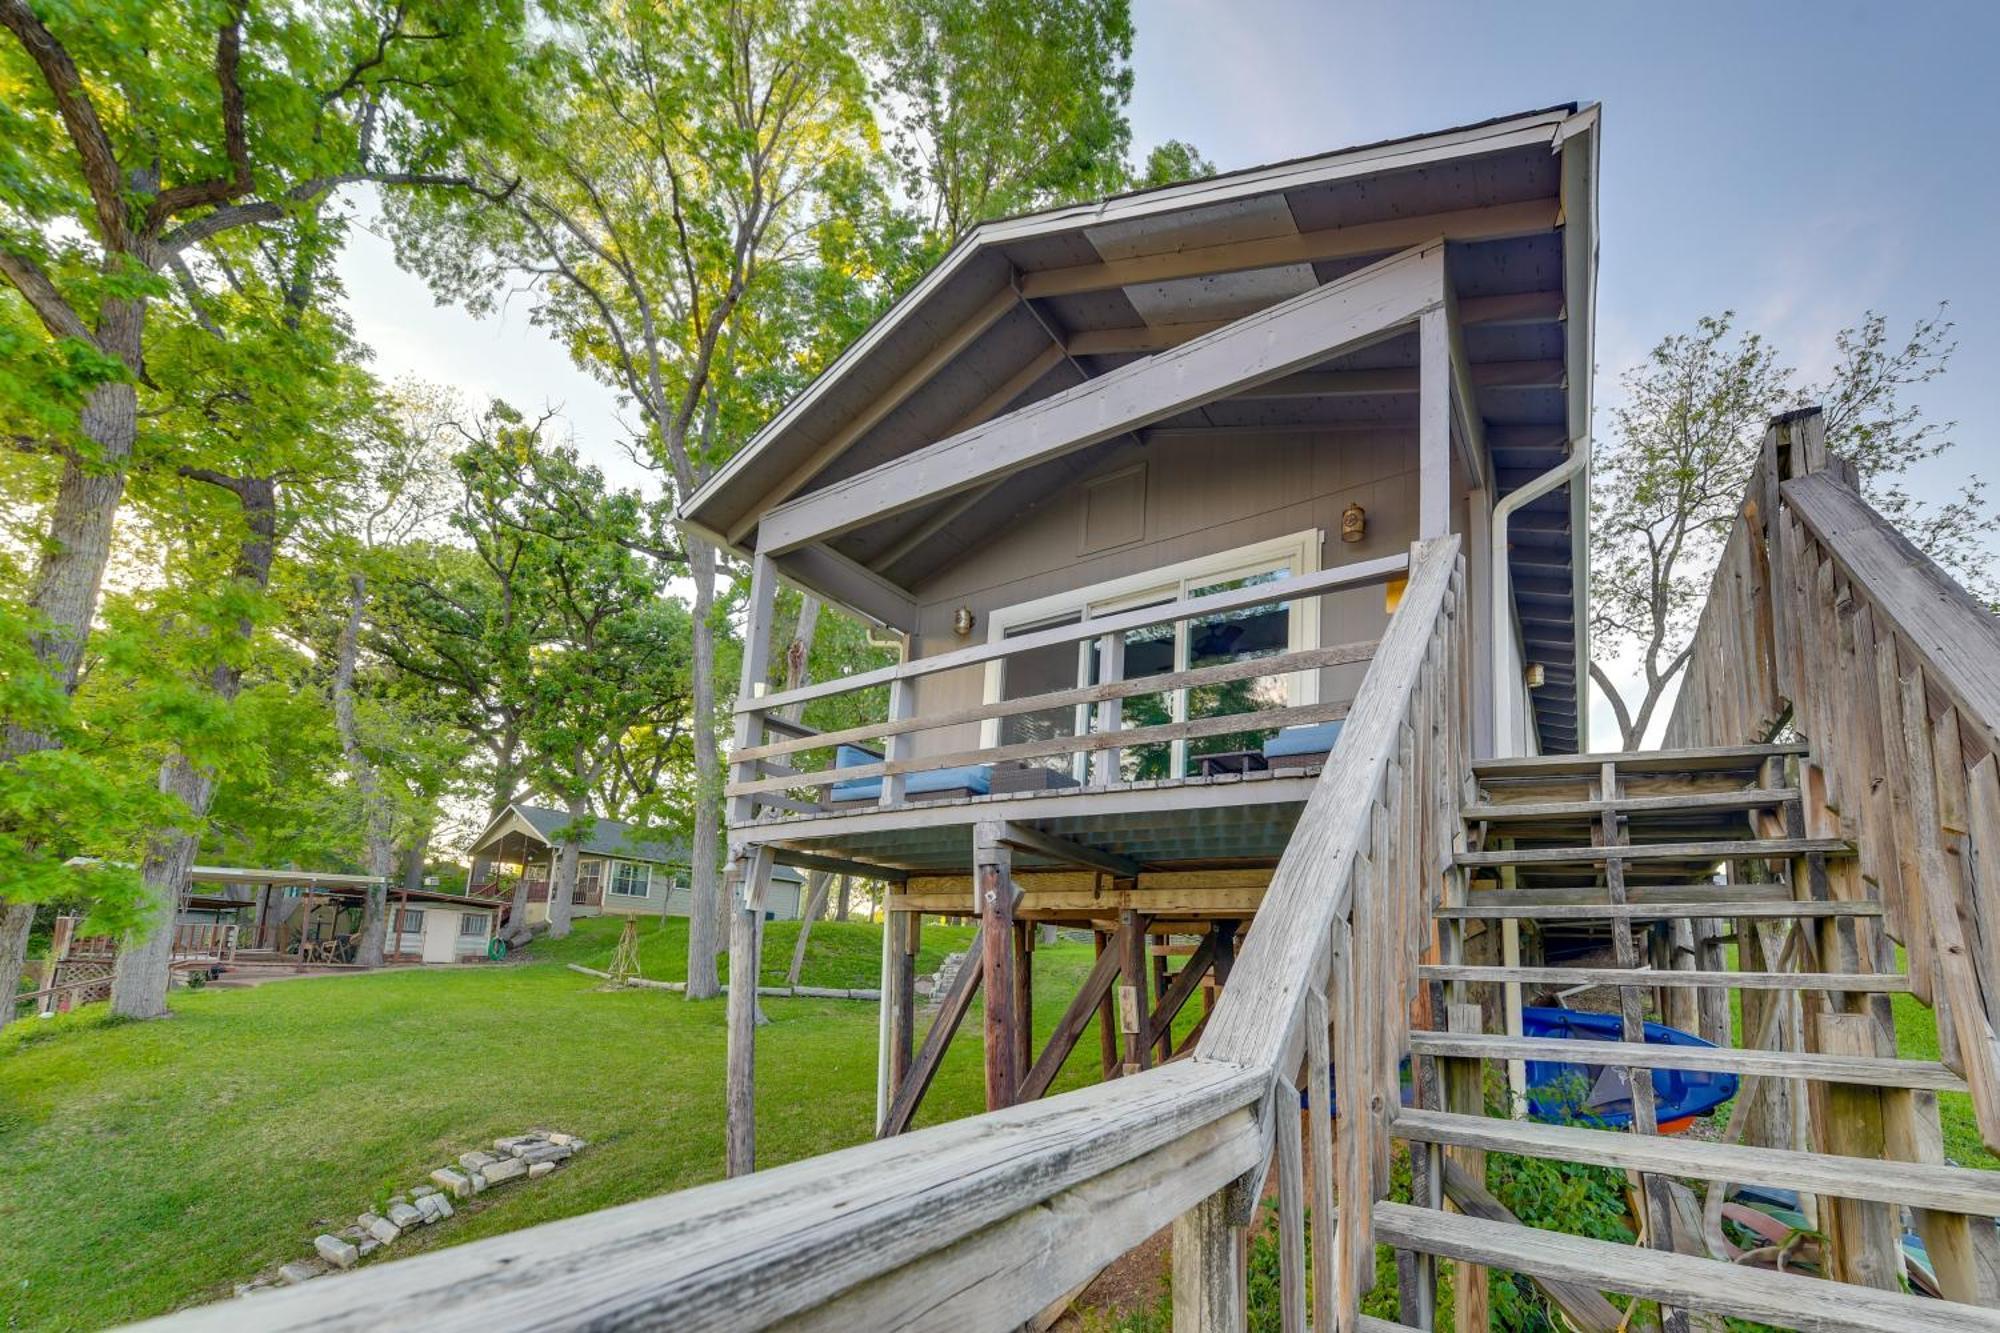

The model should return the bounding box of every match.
[607,860,653,898]
[979,530,1323,777]
[458,911,490,937]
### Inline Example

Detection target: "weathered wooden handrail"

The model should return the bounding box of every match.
[1178,534,1468,1326]
[733,550,1408,717]
[132,539,1467,1332]
[1664,408,2000,1147]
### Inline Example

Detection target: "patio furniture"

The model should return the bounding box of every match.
[988,762,1081,794]
[827,744,991,806]
[1197,749,1269,777]
[1261,719,1344,772]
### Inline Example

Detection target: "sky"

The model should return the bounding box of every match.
[335,0,2000,750]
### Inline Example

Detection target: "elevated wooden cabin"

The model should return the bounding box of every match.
[682,105,1599,1154]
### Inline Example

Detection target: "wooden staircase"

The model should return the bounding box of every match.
[1387,742,1999,1328]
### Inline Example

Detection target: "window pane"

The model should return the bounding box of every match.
[1091,616,1176,781]
[997,613,1083,773]
[1183,566,1292,776]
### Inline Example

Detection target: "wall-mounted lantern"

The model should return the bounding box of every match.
[1524,662,1546,690]
[952,606,976,637]
[1341,502,1367,544]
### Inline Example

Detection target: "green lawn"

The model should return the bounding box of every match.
[0,916,1098,1331]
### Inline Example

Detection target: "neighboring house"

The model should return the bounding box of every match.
[467,803,806,925]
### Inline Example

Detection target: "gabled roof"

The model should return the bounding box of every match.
[470,805,805,883]
[470,804,685,866]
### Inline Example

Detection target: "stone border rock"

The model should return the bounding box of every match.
[234,1130,588,1297]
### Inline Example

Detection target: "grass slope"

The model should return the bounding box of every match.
[0,918,1098,1330]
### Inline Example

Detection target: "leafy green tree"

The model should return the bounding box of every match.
[1590,306,1997,749]
[866,0,1137,236]
[387,0,877,993]
[0,0,530,1016]
[450,420,691,940]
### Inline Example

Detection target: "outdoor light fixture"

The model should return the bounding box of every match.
[1384,576,1406,614]
[1525,662,1546,689]
[1341,502,1367,543]
[952,606,976,637]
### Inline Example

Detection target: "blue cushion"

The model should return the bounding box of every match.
[1262,720,1344,759]
[829,744,991,802]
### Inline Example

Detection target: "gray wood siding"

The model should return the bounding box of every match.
[903,428,1422,758]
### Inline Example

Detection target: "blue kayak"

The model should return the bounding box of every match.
[1520,1006,1737,1127]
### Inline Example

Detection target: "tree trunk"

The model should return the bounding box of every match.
[110,755,215,1019]
[333,572,396,969]
[783,872,833,987]
[109,475,273,1019]
[505,873,535,944]
[684,536,725,998]
[546,793,588,940]
[0,307,144,1029]
[0,902,35,1026]
[836,875,852,922]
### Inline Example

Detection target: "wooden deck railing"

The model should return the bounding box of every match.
[1665,407,2000,1148]
[139,536,1466,1332]
[723,552,1410,823]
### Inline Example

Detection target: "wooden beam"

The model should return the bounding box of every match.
[757,246,1445,553]
[1064,293,1560,361]
[1017,199,1554,300]
[774,544,917,632]
[730,285,1019,543]
[994,821,1143,878]
[1229,359,1560,401]
[767,849,910,883]
[1021,918,1131,1100]
[877,924,986,1137]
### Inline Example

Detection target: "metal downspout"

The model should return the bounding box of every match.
[1486,434,1592,1105]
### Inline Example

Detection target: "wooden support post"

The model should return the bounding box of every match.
[975,822,1020,1110]
[887,910,917,1093]
[1418,304,1452,540]
[1443,1002,1489,1333]
[1814,1012,1902,1291]
[879,675,913,809]
[1013,919,1034,1088]
[1119,908,1152,1075]
[1598,761,1686,1331]
[1153,943,1174,1062]
[1171,1186,1245,1332]
[1883,1087,2000,1304]
[724,844,775,1177]
[1275,1077,1308,1333]
[1094,927,1121,1078]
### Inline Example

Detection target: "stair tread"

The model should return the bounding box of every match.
[1439,898,1882,921]
[1394,1108,2000,1215]
[1471,743,1810,780]
[1419,964,1910,992]
[1408,1030,1967,1092]
[1369,1201,2000,1332]
[1458,836,1849,867]
[1462,788,1799,822]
